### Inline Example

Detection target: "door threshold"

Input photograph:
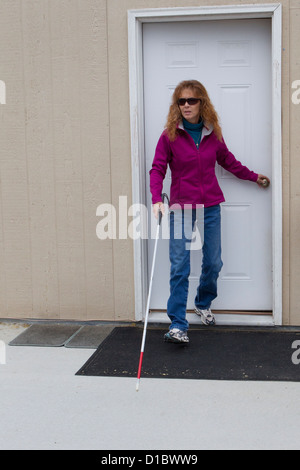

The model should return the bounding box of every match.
[148,311,275,327]
[209,310,273,316]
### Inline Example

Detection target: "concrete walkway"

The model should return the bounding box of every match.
[1,322,300,450]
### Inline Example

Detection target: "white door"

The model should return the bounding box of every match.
[144,19,273,312]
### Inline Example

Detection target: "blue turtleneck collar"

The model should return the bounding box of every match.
[182,117,204,148]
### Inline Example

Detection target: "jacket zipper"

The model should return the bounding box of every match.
[184,130,206,206]
[197,139,205,206]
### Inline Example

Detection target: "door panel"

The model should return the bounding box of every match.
[143,19,272,312]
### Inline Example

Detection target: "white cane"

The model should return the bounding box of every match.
[136,193,169,391]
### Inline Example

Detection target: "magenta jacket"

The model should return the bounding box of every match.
[149,123,258,208]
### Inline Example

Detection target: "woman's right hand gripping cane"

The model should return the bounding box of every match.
[153,202,165,220]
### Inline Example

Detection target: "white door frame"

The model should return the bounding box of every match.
[128,4,282,326]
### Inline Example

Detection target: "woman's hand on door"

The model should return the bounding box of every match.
[256,174,271,188]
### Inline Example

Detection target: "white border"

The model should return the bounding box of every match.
[128,4,282,326]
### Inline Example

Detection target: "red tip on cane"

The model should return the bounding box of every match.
[137,352,144,380]
[136,352,144,391]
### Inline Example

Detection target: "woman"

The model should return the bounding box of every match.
[149,80,270,344]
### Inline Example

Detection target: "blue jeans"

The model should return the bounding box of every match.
[167,205,223,331]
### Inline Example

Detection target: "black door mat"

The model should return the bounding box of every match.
[9,324,81,347]
[64,325,115,349]
[76,327,300,382]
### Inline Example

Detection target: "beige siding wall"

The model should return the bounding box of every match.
[289,0,300,324]
[0,0,299,324]
[0,0,117,321]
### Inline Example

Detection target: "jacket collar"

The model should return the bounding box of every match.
[178,120,214,137]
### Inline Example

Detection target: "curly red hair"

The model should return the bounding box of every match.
[165,80,222,142]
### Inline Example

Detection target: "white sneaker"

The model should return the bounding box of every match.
[164,328,190,344]
[195,307,216,326]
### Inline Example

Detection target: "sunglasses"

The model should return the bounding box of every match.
[177,98,201,106]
